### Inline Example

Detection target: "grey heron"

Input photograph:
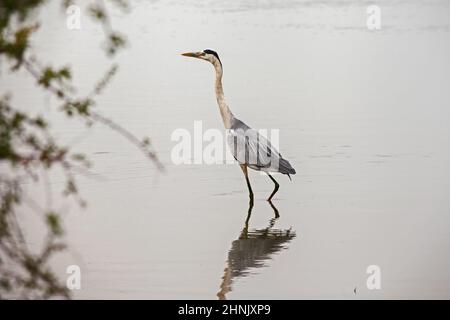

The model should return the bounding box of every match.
[182,49,296,202]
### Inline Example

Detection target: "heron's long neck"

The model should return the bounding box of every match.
[214,62,233,129]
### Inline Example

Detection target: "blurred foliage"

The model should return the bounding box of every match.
[0,0,161,299]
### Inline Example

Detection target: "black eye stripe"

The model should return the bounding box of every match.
[203,49,221,64]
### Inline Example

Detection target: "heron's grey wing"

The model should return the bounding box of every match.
[227,118,296,174]
[226,127,281,171]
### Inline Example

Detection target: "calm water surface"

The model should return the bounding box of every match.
[2,0,450,298]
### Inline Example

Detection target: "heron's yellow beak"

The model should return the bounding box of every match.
[181,52,202,58]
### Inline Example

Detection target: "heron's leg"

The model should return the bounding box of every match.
[267,173,280,201]
[244,196,254,228]
[239,164,254,203]
[268,199,280,219]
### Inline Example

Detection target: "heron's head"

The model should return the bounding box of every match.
[181,49,222,66]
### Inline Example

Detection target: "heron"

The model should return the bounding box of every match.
[182,49,296,202]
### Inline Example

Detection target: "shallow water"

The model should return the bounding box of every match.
[2,0,450,299]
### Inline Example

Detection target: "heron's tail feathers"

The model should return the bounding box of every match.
[279,158,296,177]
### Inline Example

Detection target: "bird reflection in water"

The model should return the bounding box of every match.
[217,201,296,299]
